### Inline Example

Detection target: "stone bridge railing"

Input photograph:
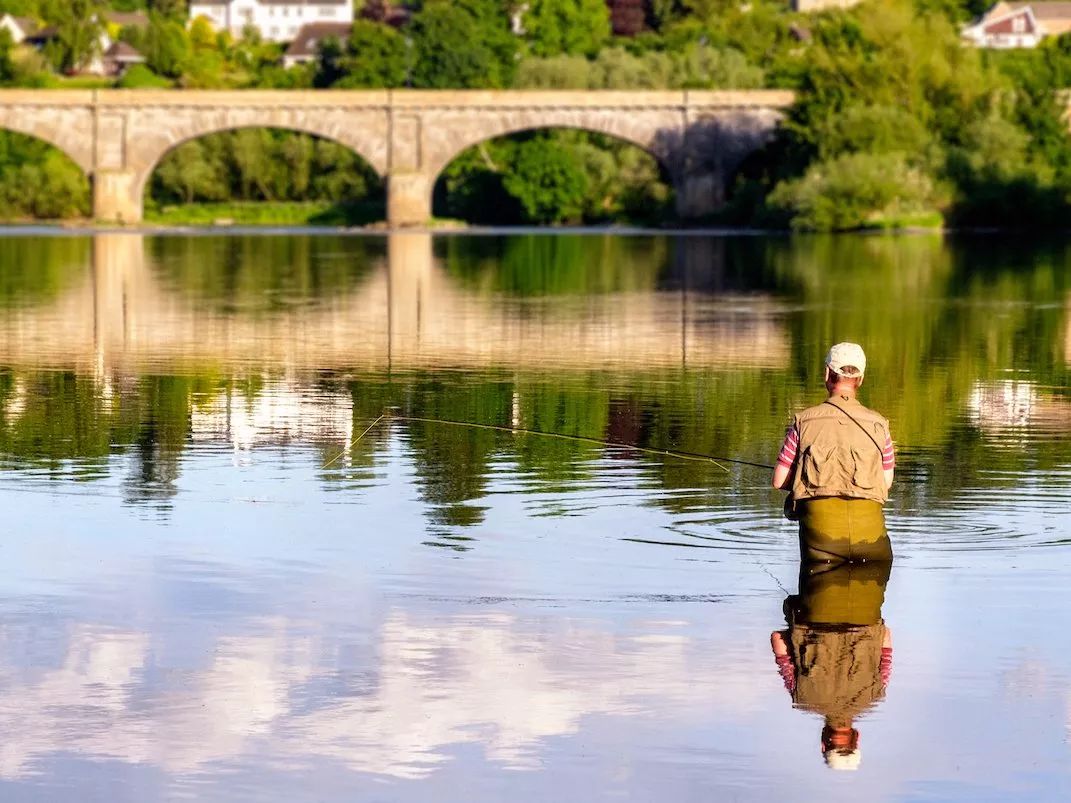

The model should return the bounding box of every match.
[0,89,796,225]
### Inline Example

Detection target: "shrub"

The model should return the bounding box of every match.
[503,138,588,223]
[767,152,940,231]
[117,64,171,89]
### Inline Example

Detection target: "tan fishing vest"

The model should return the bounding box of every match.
[789,397,891,504]
[789,623,887,727]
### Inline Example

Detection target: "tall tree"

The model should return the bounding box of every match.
[409,0,517,88]
[143,12,191,78]
[41,0,106,72]
[333,20,407,88]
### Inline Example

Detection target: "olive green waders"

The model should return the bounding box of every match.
[797,497,893,563]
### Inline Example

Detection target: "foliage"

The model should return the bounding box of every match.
[755,0,1071,229]
[142,12,190,77]
[0,0,1070,227]
[516,43,764,89]
[0,131,90,218]
[502,137,588,223]
[40,0,107,72]
[435,131,672,225]
[116,62,171,87]
[0,30,15,84]
[409,0,517,89]
[522,0,611,58]
[766,152,941,231]
[150,129,383,208]
[146,199,383,226]
[335,20,407,88]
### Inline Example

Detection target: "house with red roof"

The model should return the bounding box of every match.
[963,2,1071,47]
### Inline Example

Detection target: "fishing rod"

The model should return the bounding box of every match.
[322,409,775,472]
[321,410,789,597]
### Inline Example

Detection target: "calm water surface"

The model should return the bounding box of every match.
[0,231,1069,801]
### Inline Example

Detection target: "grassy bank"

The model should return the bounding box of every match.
[145,200,385,227]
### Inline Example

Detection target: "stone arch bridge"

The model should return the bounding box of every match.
[0,89,794,225]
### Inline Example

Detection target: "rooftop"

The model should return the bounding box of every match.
[284,22,352,58]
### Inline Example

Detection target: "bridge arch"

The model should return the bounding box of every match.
[431,125,674,225]
[422,112,674,183]
[0,107,94,175]
[130,123,387,221]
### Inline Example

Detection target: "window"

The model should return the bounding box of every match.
[319,7,336,17]
[1011,15,1025,33]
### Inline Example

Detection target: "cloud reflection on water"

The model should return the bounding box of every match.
[0,605,762,783]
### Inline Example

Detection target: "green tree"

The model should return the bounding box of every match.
[41,0,106,72]
[523,0,611,58]
[152,138,227,203]
[313,35,346,88]
[410,0,518,89]
[332,20,407,88]
[0,29,16,84]
[142,12,191,78]
[767,152,941,231]
[503,137,588,223]
[188,15,217,52]
[0,131,90,219]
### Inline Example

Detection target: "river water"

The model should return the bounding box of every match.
[0,230,1068,801]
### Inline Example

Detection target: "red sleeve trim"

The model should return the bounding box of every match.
[882,435,895,471]
[777,424,798,469]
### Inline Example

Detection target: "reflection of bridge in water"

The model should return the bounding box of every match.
[0,234,789,375]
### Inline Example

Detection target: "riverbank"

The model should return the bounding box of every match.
[145,201,385,227]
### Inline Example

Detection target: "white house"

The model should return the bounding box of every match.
[963,2,1071,48]
[189,0,354,43]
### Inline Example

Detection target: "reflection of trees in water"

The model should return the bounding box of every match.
[0,234,1070,516]
[148,235,385,313]
[0,237,89,309]
[440,234,669,295]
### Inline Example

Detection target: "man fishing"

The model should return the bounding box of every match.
[772,343,895,563]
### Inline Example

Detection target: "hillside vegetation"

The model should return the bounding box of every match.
[0,0,1068,228]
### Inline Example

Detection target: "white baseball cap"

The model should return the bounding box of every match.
[825,342,867,378]
[825,748,862,771]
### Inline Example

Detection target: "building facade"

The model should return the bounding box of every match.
[189,0,353,43]
[792,0,860,12]
[962,2,1071,48]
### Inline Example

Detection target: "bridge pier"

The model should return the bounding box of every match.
[674,171,725,220]
[93,169,142,225]
[387,171,432,228]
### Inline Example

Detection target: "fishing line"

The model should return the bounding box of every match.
[323,410,790,595]
[380,412,775,472]
[321,413,384,470]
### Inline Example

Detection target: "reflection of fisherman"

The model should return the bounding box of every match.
[770,562,894,771]
[772,343,895,562]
